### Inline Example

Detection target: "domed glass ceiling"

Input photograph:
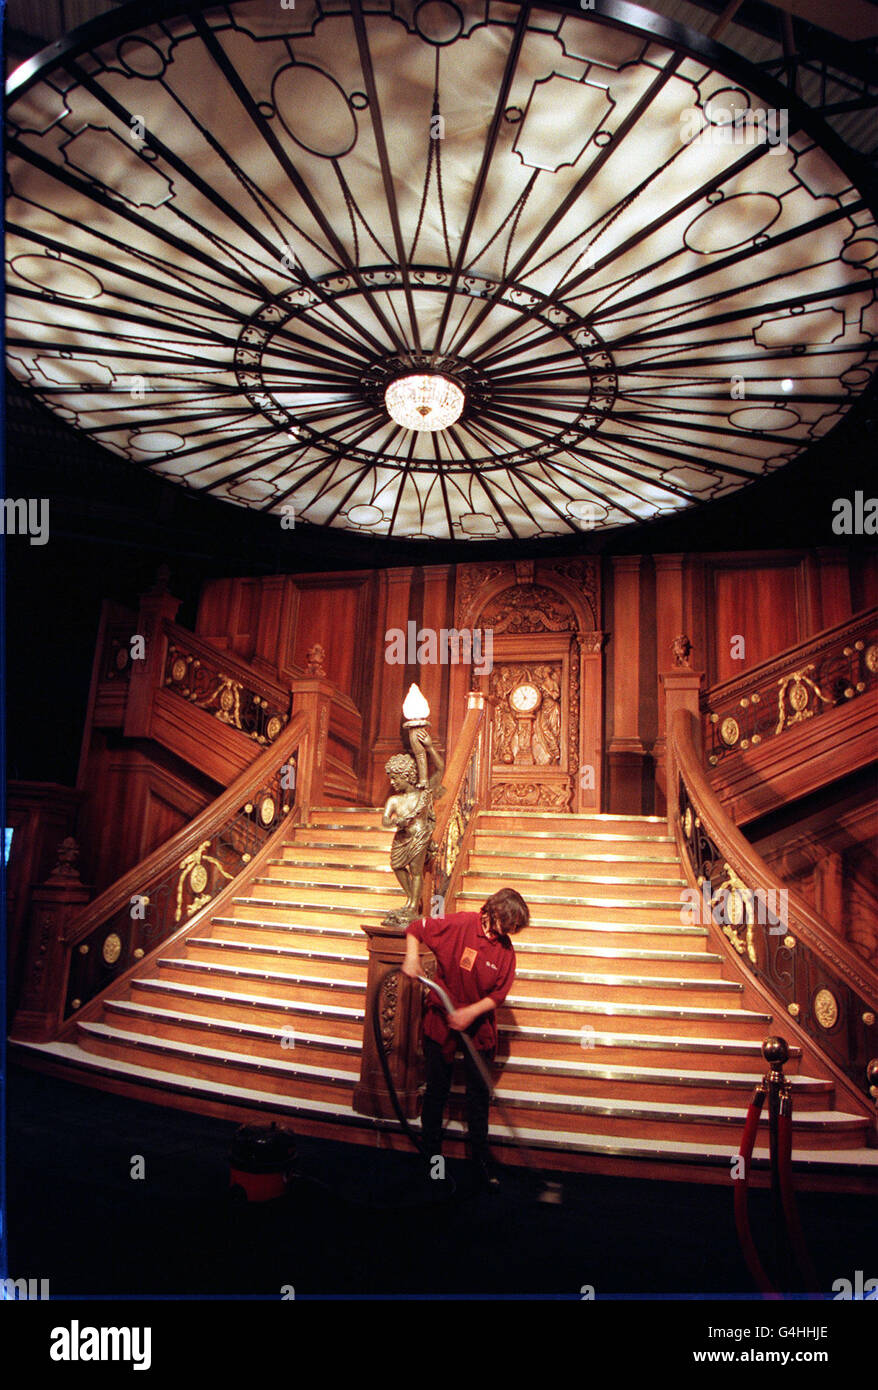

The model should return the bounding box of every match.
[6,0,878,540]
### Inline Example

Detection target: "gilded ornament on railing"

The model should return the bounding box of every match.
[102,932,122,965]
[775,665,830,733]
[175,840,234,922]
[719,717,740,747]
[703,613,877,766]
[165,643,288,745]
[443,801,466,881]
[813,987,839,1030]
[711,863,756,964]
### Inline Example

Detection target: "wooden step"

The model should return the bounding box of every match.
[77,1021,359,1106]
[262,864,394,887]
[510,967,742,1008]
[514,941,726,977]
[475,831,678,856]
[155,957,367,1008]
[275,847,391,868]
[181,937,369,981]
[469,850,684,877]
[210,916,364,950]
[463,870,687,902]
[498,992,774,1039]
[452,1087,868,1150]
[229,899,389,929]
[130,977,364,1037]
[476,812,671,837]
[245,880,401,908]
[104,999,361,1070]
[496,1021,802,1070]
[456,905,711,949]
[494,1054,832,1110]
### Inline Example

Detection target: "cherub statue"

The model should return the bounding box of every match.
[672,634,693,668]
[381,729,445,928]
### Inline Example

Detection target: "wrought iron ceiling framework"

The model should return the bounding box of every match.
[6,0,878,541]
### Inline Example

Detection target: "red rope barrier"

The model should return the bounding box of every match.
[778,1097,820,1293]
[733,1085,778,1297]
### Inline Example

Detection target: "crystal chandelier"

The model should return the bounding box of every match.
[384,373,465,432]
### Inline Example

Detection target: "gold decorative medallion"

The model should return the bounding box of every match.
[862,1011,875,1027]
[219,686,235,712]
[266,715,283,742]
[719,717,740,747]
[865,644,878,674]
[171,656,188,683]
[725,888,745,926]
[115,647,129,671]
[783,935,796,949]
[789,680,809,712]
[189,863,209,894]
[102,932,122,965]
[813,988,838,1029]
[683,806,693,838]
[787,1003,800,1017]
[259,795,276,826]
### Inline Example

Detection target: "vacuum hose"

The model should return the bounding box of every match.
[372,965,563,1202]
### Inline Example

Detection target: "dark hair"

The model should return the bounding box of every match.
[482,887,529,936]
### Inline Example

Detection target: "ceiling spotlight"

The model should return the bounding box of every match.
[384,373,465,431]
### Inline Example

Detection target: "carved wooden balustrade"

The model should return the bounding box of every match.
[426,691,493,915]
[162,621,291,747]
[701,607,878,768]
[669,708,877,1114]
[11,701,331,1043]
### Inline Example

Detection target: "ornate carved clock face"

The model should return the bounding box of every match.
[509,683,541,714]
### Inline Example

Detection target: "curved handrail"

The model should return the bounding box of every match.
[67,708,308,949]
[670,707,877,1104]
[427,693,491,912]
[701,605,878,766]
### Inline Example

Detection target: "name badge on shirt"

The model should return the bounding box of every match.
[460,947,477,971]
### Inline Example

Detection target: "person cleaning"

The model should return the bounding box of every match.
[402,887,529,1191]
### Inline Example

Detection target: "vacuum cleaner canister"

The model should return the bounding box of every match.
[229,1122,297,1203]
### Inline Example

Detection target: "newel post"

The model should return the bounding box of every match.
[659,638,703,819]
[10,839,91,1042]
[353,925,431,1121]
[289,676,333,822]
[123,566,181,739]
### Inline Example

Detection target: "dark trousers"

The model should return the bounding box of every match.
[421,1035,492,1166]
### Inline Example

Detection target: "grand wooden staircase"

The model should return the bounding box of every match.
[18,806,876,1189]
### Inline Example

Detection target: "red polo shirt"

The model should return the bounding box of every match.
[407,911,516,1059]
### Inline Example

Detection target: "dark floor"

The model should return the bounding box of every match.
[3,1063,875,1300]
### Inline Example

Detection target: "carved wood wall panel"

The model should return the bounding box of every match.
[451,558,603,812]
